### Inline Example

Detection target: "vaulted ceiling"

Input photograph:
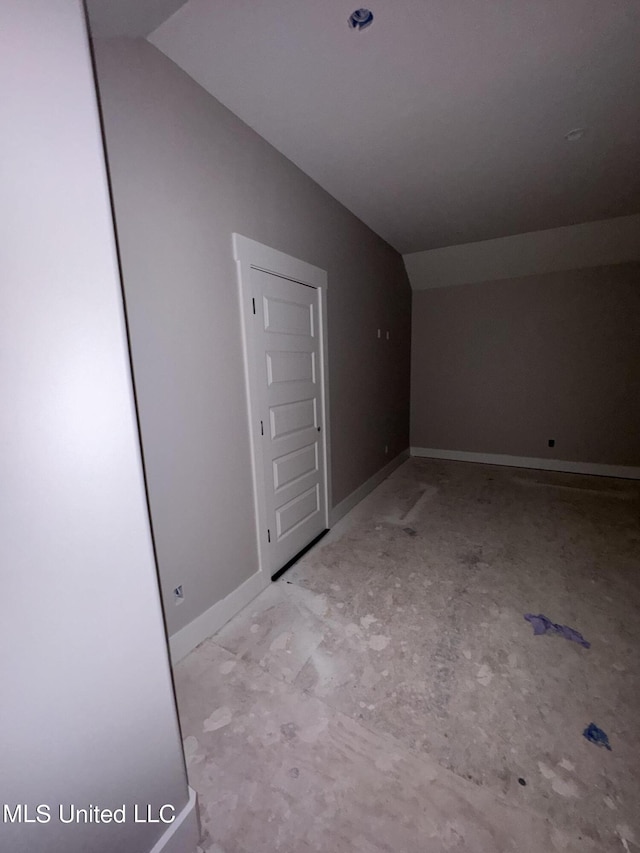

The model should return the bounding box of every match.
[88,0,640,254]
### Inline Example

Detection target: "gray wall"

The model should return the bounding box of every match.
[404,214,640,290]
[92,38,411,636]
[411,263,640,466]
[1,4,191,852]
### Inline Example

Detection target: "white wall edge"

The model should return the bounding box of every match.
[410,447,640,480]
[330,450,410,526]
[149,787,200,853]
[169,570,268,664]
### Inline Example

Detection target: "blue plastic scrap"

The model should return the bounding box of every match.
[524,613,590,648]
[583,723,612,750]
[348,8,374,30]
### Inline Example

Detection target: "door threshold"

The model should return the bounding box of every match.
[271,529,329,581]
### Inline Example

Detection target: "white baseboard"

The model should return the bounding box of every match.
[169,570,268,664]
[149,787,200,853]
[330,450,410,526]
[410,446,640,480]
[168,452,409,662]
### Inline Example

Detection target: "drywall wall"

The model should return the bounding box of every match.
[92,37,411,639]
[411,263,640,467]
[404,215,640,290]
[0,4,196,852]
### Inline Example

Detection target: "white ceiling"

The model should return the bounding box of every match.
[93,0,640,254]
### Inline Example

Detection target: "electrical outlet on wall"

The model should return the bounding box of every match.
[173,585,184,604]
[548,439,555,448]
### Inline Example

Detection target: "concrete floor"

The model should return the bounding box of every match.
[175,458,640,852]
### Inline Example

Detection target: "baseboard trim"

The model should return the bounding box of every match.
[330,450,410,526]
[169,570,268,664]
[149,787,200,853]
[410,447,640,480]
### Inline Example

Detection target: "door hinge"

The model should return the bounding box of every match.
[260,420,264,435]
[252,298,256,315]
[267,529,271,543]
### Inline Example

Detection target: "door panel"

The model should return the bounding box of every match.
[251,267,326,574]
[263,296,313,336]
[266,350,315,385]
[269,398,317,439]
[275,484,320,540]
[273,443,318,492]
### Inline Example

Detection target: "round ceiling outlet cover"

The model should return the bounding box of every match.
[349,9,374,30]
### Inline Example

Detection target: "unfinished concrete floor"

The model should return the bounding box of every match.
[175,458,640,852]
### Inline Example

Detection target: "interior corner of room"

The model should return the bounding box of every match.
[88,32,640,663]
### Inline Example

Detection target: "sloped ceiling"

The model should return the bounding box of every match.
[85,0,188,38]
[89,0,640,254]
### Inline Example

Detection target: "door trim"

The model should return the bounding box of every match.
[233,234,331,581]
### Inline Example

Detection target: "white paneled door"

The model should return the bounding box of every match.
[234,236,329,579]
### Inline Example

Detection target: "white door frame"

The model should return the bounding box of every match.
[233,234,331,580]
